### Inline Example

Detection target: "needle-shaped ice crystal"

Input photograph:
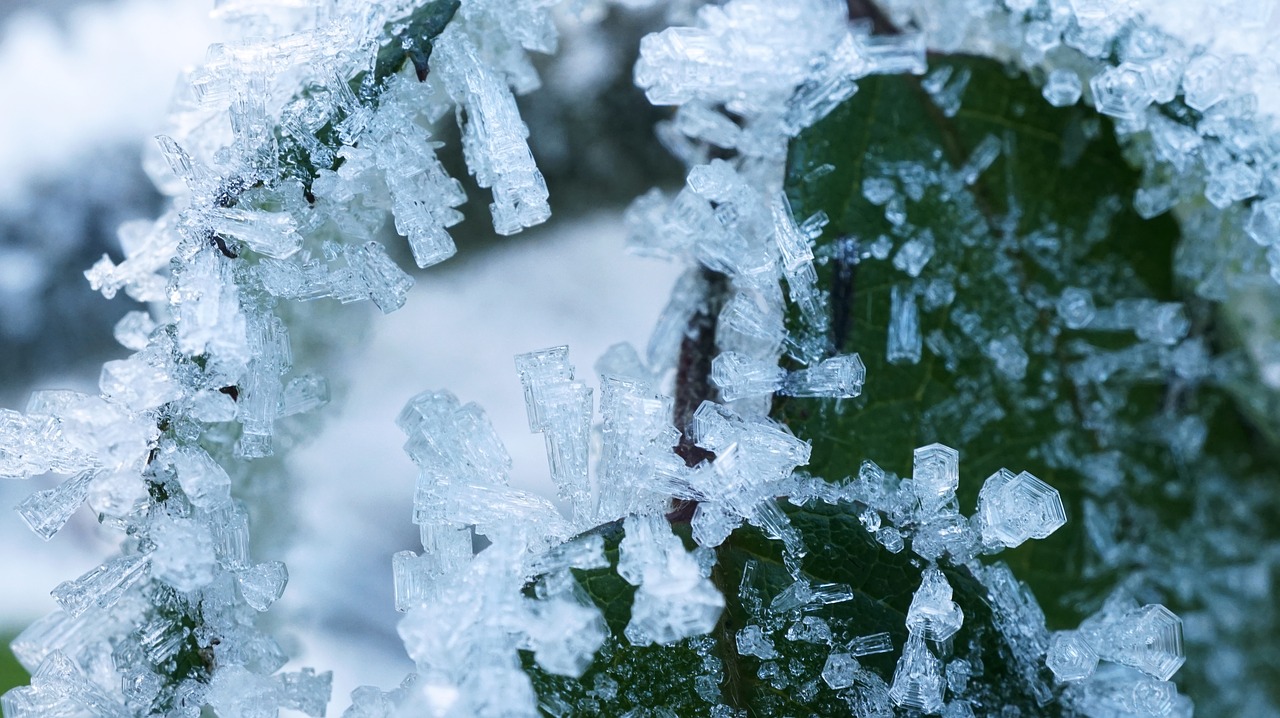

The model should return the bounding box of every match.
[780,353,866,398]
[711,351,785,401]
[888,284,922,365]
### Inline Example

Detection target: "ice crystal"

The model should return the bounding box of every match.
[0,0,1237,713]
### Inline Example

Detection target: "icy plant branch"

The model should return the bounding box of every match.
[4,0,1280,715]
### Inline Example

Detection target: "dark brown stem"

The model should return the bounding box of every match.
[673,268,730,468]
[847,0,900,33]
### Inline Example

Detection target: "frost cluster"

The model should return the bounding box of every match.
[9,0,1278,714]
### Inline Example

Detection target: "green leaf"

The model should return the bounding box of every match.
[781,55,1277,704]
[0,630,30,699]
[526,502,1071,715]
[525,54,1278,716]
[272,0,461,198]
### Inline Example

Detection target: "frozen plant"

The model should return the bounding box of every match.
[6,0,1280,715]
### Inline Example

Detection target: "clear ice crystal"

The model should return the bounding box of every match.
[348,241,415,314]
[1181,54,1226,111]
[50,555,150,618]
[1057,287,1096,329]
[780,353,866,398]
[596,376,681,520]
[1089,63,1150,122]
[1046,630,1098,682]
[887,284,922,365]
[711,351,785,401]
[849,632,894,657]
[977,469,1068,549]
[735,625,778,660]
[238,561,288,612]
[16,469,96,540]
[906,567,964,642]
[515,346,575,433]
[99,352,182,414]
[889,633,945,714]
[369,109,465,268]
[912,443,959,513]
[434,29,550,235]
[1084,603,1186,682]
[619,514,725,646]
[771,192,829,350]
[821,652,860,689]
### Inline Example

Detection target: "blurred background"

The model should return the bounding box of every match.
[0,0,685,704]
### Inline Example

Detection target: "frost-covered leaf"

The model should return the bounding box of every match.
[781,55,1278,704]
[525,502,1071,715]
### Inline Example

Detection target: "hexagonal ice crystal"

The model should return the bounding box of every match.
[977,469,1067,548]
[1042,69,1082,107]
[1046,630,1098,682]
[912,443,959,510]
[1057,287,1096,329]
[1109,604,1185,682]
[1089,63,1149,122]
[821,652,859,689]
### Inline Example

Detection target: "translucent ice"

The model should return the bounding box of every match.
[893,233,936,277]
[277,668,332,717]
[985,334,1029,380]
[906,568,964,642]
[821,652,859,689]
[16,469,96,541]
[889,633,944,713]
[711,351,785,401]
[780,353,866,398]
[238,561,288,612]
[525,592,607,678]
[1043,69,1082,106]
[1057,287,1096,329]
[887,284,922,365]
[149,514,216,592]
[977,469,1068,549]
[619,515,725,646]
[1046,630,1098,682]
